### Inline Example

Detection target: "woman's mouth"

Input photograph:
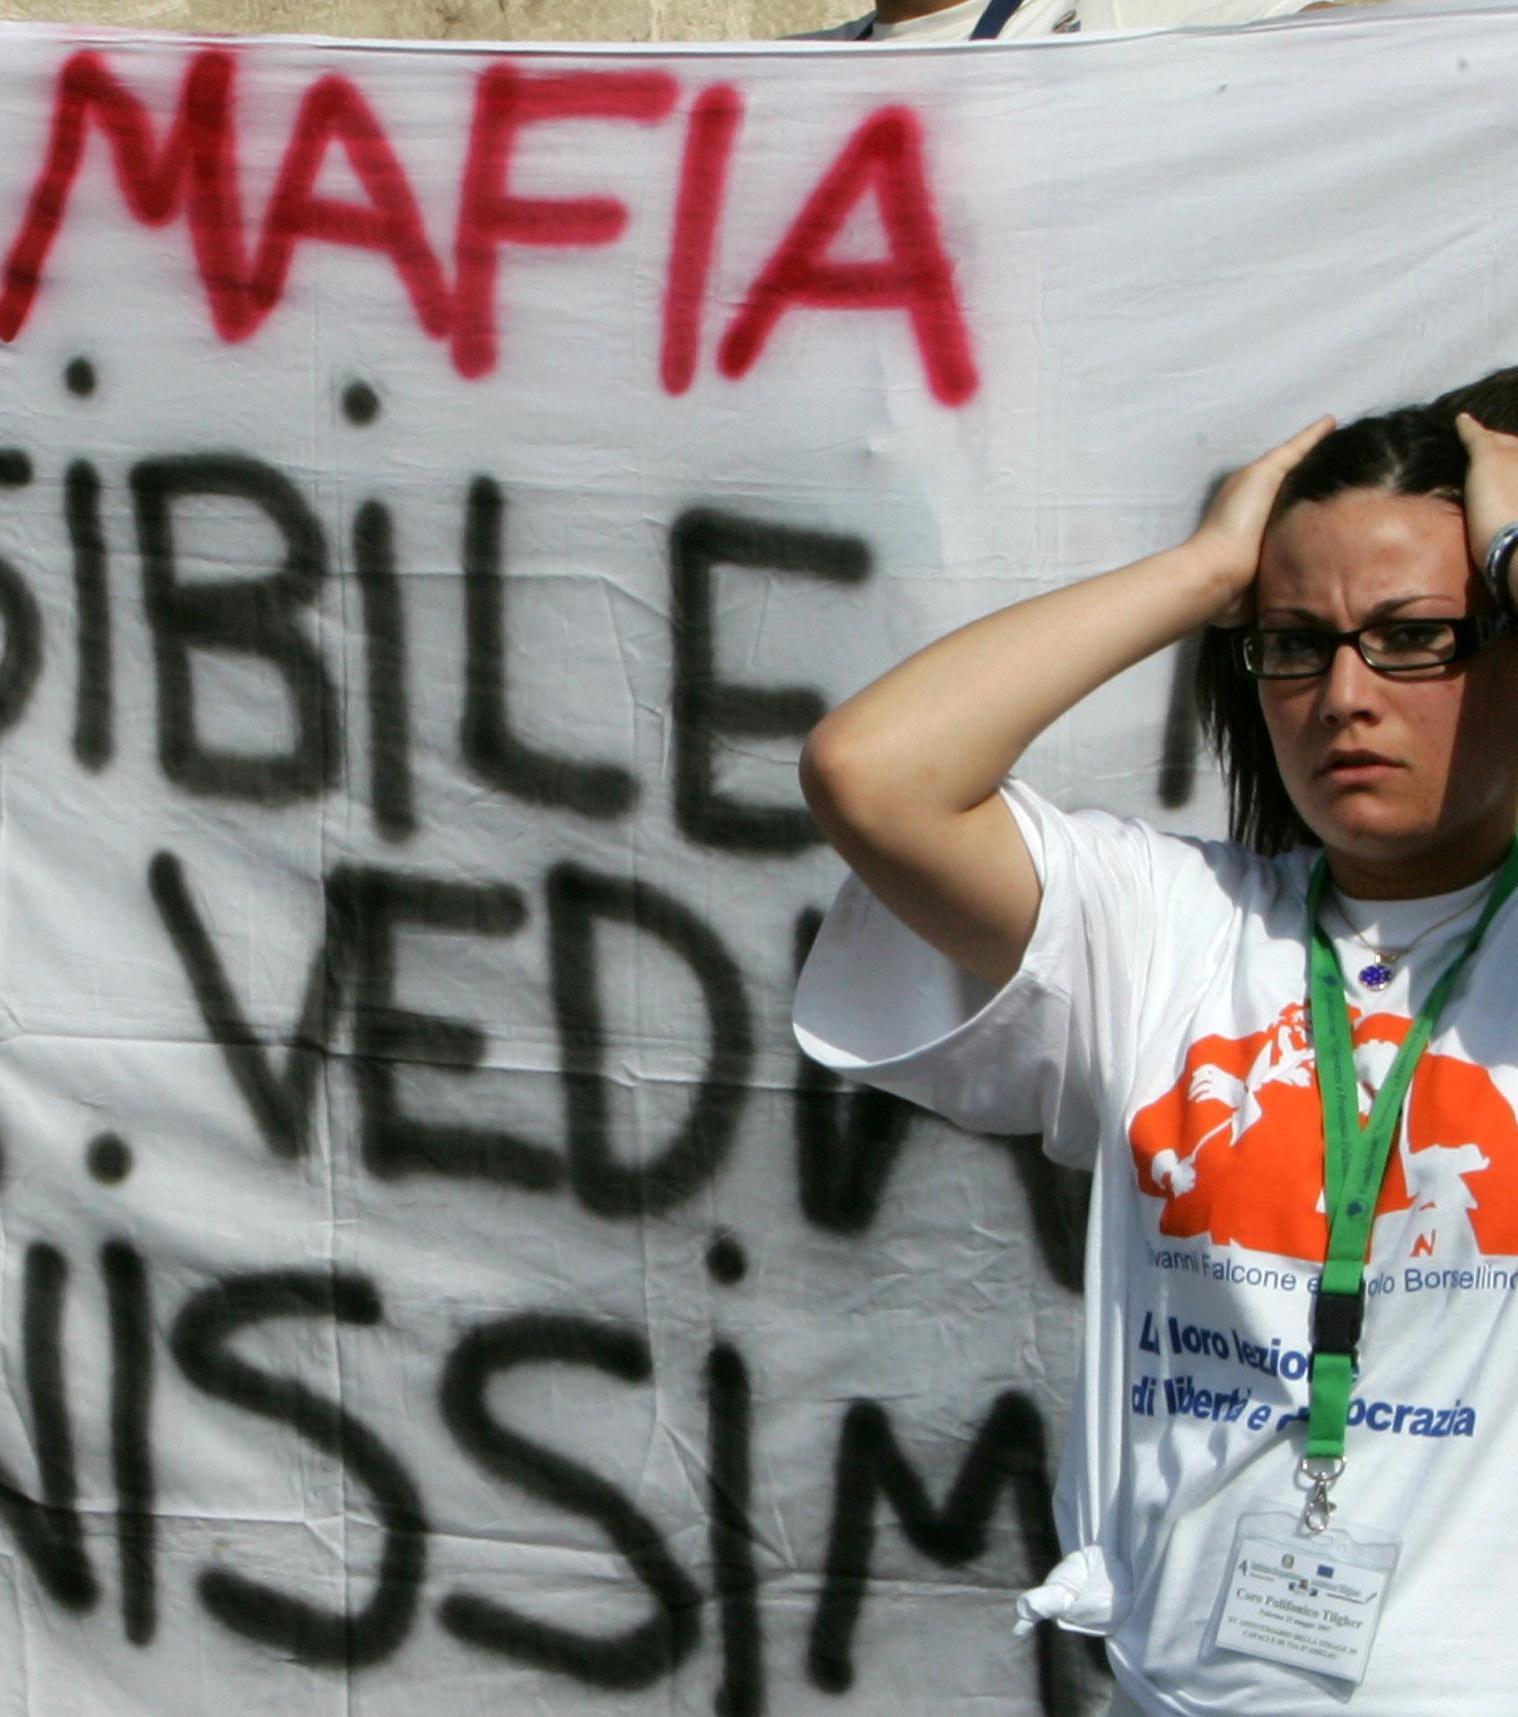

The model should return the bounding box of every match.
[1318,749,1399,781]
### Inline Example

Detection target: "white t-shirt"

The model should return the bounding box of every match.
[794,781,1518,1714]
[795,0,1077,40]
[793,0,1351,44]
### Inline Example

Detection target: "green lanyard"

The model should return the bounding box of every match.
[1302,841,1518,1494]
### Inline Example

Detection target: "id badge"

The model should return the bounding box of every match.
[1204,1511,1399,1689]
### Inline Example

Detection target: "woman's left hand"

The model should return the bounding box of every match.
[1456,412,1518,589]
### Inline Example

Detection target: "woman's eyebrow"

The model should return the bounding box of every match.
[1256,593,1446,624]
[1255,605,1330,624]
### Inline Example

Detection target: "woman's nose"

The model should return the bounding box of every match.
[1317,638,1383,724]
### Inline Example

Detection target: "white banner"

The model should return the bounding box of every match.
[0,9,1511,1713]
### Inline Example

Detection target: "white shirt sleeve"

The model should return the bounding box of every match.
[793,780,1167,1167]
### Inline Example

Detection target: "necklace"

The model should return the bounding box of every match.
[1328,893,1481,991]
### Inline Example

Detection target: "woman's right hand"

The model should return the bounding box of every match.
[1186,416,1336,624]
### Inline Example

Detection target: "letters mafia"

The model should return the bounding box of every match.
[0,48,979,405]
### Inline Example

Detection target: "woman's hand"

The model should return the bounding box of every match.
[801,410,1334,988]
[1187,416,1336,625]
[1455,413,1518,592]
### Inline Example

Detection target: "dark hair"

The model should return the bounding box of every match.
[1195,377,1518,854]
[1431,364,1518,434]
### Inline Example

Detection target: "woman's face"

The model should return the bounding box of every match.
[1256,487,1518,898]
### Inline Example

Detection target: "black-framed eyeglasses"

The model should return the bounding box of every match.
[1235,615,1511,680]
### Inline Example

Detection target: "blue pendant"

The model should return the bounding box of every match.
[1358,961,1393,991]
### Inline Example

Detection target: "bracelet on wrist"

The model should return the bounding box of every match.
[1483,521,1518,613]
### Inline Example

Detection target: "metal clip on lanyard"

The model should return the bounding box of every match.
[1300,841,1518,1532]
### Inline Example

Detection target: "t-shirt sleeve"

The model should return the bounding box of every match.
[792,781,1166,1167]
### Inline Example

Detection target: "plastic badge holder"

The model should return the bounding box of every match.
[1203,1510,1400,1699]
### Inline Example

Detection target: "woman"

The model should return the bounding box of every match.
[793,382,1518,1713]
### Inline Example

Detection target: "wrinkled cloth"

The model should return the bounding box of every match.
[1013,1544,1132,1637]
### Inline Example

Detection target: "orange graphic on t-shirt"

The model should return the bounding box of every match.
[1128,1002,1518,1264]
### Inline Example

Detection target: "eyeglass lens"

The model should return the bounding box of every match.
[1245,621,1463,678]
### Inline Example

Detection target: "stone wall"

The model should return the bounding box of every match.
[0,0,858,39]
